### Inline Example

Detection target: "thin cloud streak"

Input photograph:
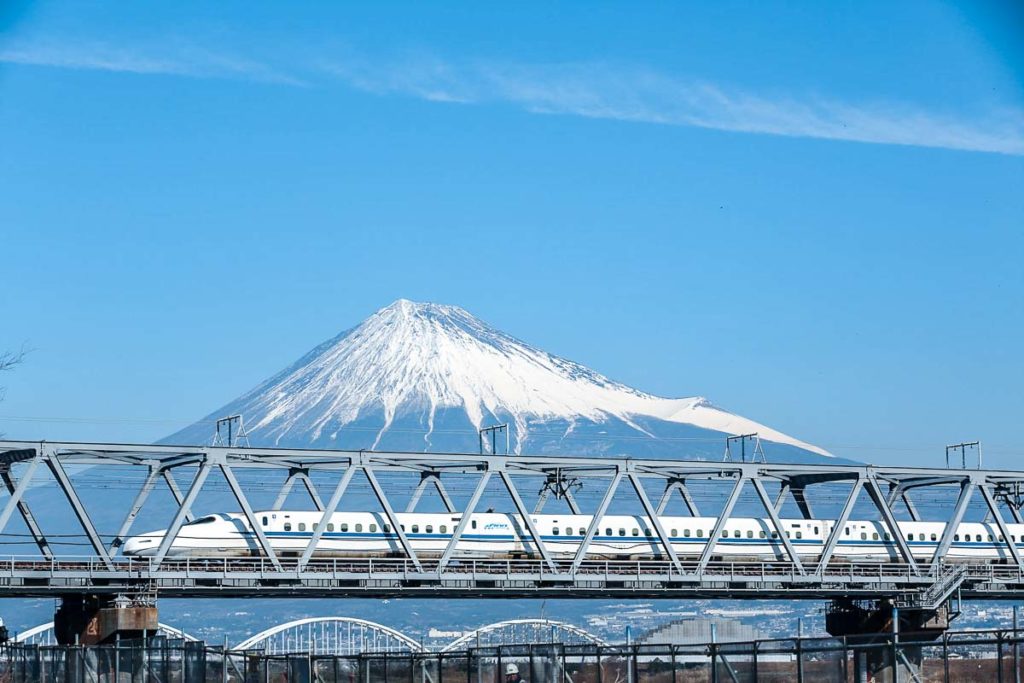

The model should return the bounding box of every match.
[3,40,1019,155]
[0,40,305,86]
[323,58,1024,156]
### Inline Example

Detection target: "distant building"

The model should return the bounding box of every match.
[638,618,760,646]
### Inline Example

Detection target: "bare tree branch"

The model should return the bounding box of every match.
[0,346,29,436]
[0,348,27,374]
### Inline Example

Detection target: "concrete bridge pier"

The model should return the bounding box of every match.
[827,598,952,682]
[53,594,159,646]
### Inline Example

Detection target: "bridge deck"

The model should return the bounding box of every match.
[0,556,1020,599]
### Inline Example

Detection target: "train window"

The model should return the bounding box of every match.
[873,533,879,541]
[860,532,867,540]
[632,528,639,537]
[262,516,268,527]
[619,529,626,536]
[747,531,753,539]
[370,524,377,533]
[552,528,560,536]
[284,523,292,532]
[355,524,363,532]
[298,523,306,532]
[411,525,419,533]
[328,523,335,532]
[439,525,446,534]
[341,523,349,532]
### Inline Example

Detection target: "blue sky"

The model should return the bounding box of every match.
[1,2,1022,467]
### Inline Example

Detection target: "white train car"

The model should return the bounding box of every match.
[121,510,1024,562]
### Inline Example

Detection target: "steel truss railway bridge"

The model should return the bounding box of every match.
[1,439,1024,649]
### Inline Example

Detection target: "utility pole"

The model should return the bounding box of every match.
[479,424,509,455]
[213,415,250,448]
[945,441,981,469]
[724,434,765,463]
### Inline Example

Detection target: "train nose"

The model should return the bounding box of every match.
[122,535,159,556]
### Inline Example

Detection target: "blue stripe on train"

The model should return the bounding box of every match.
[253,531,1013,550]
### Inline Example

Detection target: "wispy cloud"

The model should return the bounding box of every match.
[0,40,305,86]
[3,39,1020,155]
[322,57,1024,156]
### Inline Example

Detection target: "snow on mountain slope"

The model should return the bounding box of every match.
[164,299,830,459]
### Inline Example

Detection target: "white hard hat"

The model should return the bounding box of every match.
[505,664,519,675]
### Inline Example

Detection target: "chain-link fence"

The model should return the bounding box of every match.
[3,629,1024,682]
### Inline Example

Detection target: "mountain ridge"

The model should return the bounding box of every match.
[164,299,831,462]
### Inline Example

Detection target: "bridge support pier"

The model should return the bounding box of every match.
[53,594,158,645]
[827,599,951,682]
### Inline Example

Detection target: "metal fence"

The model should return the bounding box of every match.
[3,629,1024,683]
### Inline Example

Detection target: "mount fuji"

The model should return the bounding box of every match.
[165,300,832,462]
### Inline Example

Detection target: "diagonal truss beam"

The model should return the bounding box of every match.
[45,452,113,569]
[930,479,975,573]
[298,466,357,570]
[979,484,1024,570]
[815,479,863,573]
[865,477,919,575]
[273,469,325,512]
[628,472,683,573]
[696,477,745,574]
[438,470,492,571]
[219,462,283,571]
[773,482,790,514]
[406,473,455,513]
[791,486,814,520]
[751,478,805,575]
[571,470,622,573]
[108,466,161,554]
[656,479,701,516]
[153,463,212,567]
[0,456,43,537]
[162,470,195,523]
[886,483,921,522]
[499,470,559,573]
[364,467,422,571]
[0,460,51,559]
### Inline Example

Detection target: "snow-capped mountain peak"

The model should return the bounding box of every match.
[166,299,830,459]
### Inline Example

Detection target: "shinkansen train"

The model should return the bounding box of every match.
[121,511,1024,562]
